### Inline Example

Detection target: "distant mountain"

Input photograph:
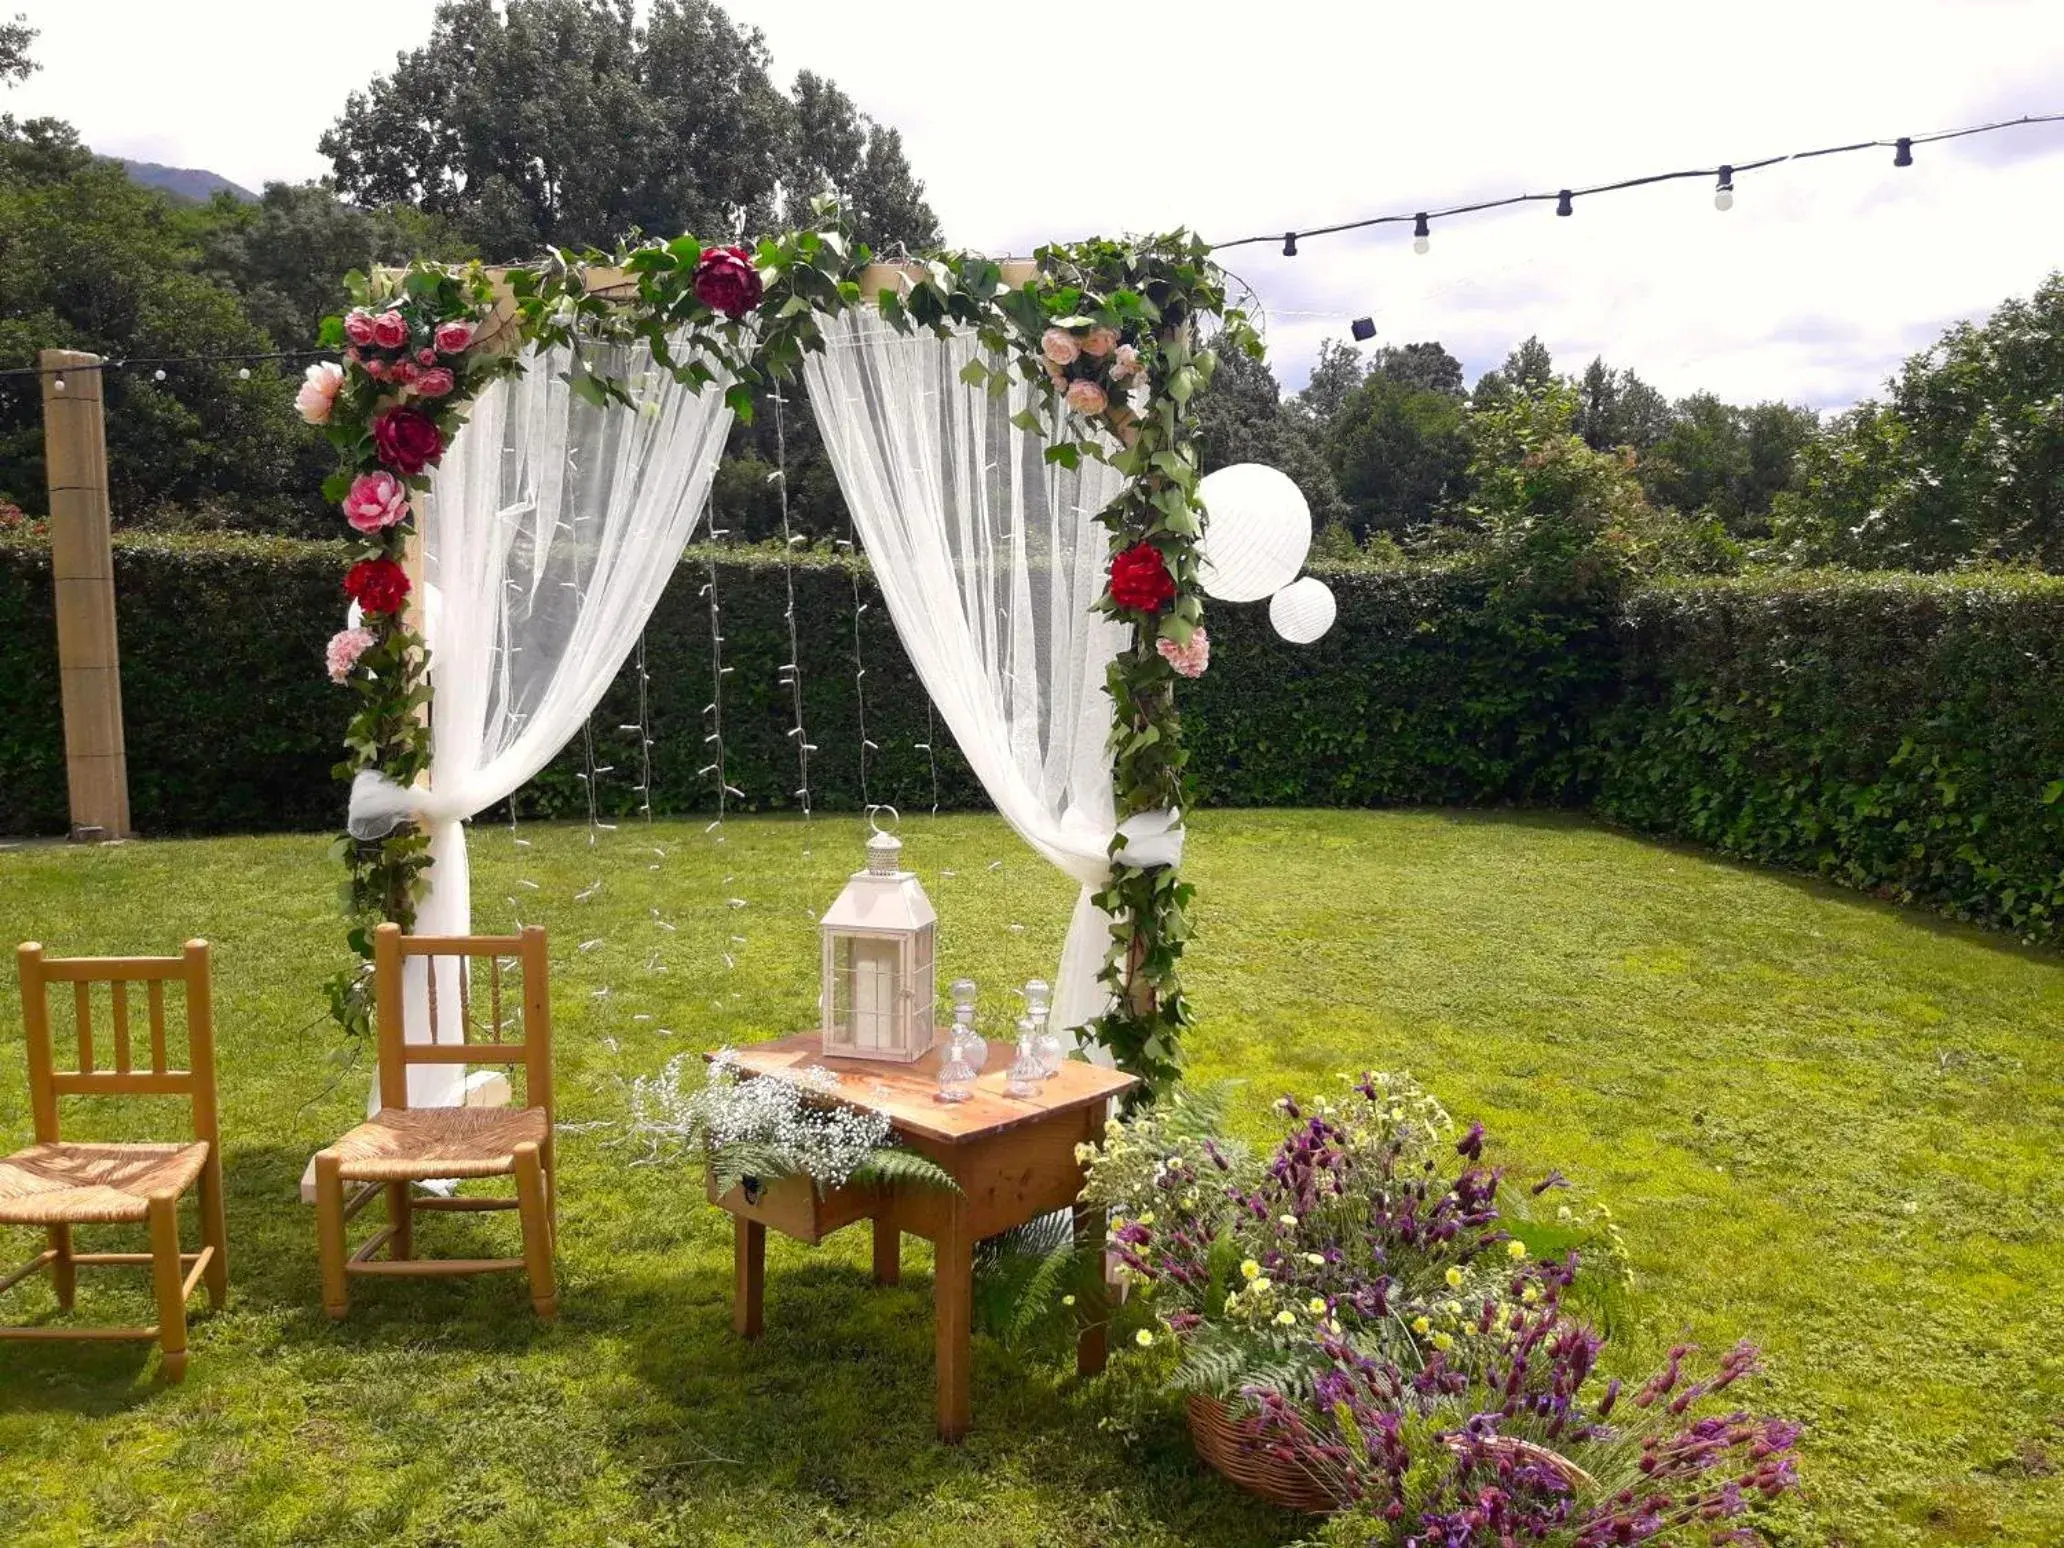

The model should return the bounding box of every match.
[119,160,255,204]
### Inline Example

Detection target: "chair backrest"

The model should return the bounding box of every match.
[372,922,553,1118]
[15,940,220,1152]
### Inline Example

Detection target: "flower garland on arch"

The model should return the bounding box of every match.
[307,213,1259,1096]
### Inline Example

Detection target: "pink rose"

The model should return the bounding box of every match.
[414,366,456,398]
[416,347,436,367]
[1082,327,1119,357]
[364,359,387,381]
[326,627,376,685]
[392,359,418,384]
[1065,378,1109,416]
[370,311,409,350]
[341,470,409,534]
[1157,627,1210,679]
[1040,328,1080,367]
[295,360,345,425]
[343,309,378,347]
[1113,344,1144,381]
[433,320,476,354]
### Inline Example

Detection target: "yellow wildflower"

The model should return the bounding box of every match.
[1307,1297,1327,1316]
[1444,1266,1464,1289]
[1432,1331,1454,1352]
[1134,1328,1154,1348]
[1240,1259,1261,1281]
[1507,1239,1528,1260]
[1411,1316,1431,1336]
[1274,1310,1296,1326]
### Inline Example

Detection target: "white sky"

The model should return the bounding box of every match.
[9,0,2063,407]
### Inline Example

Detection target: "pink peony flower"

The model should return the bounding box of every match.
[364,359,388,381]
[341,470,410,534]
[392,359,418,384]
[295,360,345,425]
[1065,378,1109,416]
[414,366,456,398]
[433,320,476,354]
[326,627,376,684]
[1112,344,1145,381]
[416,347,437,367]
[1082,327,1119,357]
[1041,327,1080,366]
[369,311,410,350]
[343,309,378,347]
[1157,627,1211,679]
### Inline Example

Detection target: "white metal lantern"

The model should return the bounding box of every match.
[819,809,938,1062]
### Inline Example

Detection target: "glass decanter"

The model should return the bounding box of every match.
[1003,1016,1044,1099]
[1025,978,1061,1078]
[949,976,987,1072]
[934,1033,976,1104]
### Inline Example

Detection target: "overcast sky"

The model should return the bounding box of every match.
[10,0,2062,407]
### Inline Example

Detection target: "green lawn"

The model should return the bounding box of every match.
[0,810,2058,1547]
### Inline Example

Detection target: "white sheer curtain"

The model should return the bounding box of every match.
[804,310,1143,1044]
[350,337,734,1103]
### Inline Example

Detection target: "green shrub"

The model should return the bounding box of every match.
[1597,569,2064,939]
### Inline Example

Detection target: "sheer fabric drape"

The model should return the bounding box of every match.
[349,338,733,1103]
[803,310,1130,1044]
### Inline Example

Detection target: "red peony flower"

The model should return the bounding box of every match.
[343,556,410,615]
[1110,542,1176,613]
[372,407,444,475]
[693,244,764,319]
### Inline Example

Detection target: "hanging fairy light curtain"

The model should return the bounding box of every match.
[348,336,734,1101]
[803,308,1131,1045]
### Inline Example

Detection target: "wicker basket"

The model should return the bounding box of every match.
[1185,1394,1346,1513]
[1186,1394,1595,1516]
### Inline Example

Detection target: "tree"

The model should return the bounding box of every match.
[196,182,475,351]
[321,0,938,259]
[1325,374,1471,538]
[1370,341,1464,397]
[1474,335,1555,404]
[0,13,33,86]
[0,118,324,527]
[1642,392,1816,537]
[1574,357,1671,453]
[1291,337,1373,425]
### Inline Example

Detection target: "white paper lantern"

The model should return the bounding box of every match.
[1269,576,1338,644]
[1197,464,1311,602]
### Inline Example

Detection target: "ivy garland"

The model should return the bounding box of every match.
[310,210,1259,1098]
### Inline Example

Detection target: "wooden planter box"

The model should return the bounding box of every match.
[706,1171,875,1245]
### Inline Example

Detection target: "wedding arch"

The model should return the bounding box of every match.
[307,214,1261,1101]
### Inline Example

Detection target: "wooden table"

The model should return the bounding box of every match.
[707,1033,1136,1442]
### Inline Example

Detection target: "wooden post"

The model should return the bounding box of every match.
[38,349,130,840]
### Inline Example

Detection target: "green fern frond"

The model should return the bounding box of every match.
[1004,1236,1081,1345]
[848,1146,961,1194]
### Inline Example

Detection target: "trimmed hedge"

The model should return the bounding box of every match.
[1596,570,2064,941]
[5,537,2063,944]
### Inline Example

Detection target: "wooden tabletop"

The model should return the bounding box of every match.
[711,1031,1136,1145]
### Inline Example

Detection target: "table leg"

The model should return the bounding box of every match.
[733,1217,765,1339]
[1072,1198,1108,1377]
[934,1207,973,1443]
[871,1215,900,1286]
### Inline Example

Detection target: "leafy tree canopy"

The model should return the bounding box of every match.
[321,0,939,259]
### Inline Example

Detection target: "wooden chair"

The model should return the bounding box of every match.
[313,922,557,1320]
[1,941,229,1382]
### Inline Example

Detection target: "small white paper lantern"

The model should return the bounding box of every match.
[1197,464,1312,602]
[819,809,937,1063]
[1269,576,1338,644]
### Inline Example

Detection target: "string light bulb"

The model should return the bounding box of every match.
[237,367,251,380]
[52,377,65,392]
[1555,189,1574,217]
[1893,136,1913,167]
[1713,165,1735,211]
[1282,231,1298,257]
[154,368,167,381]
[1412,212,1430,255]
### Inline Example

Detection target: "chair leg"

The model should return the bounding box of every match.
[314,1150,349,1321]
[512,1142,556,1320]
[148,1196,188,1384]
[198,1151,229,1310]
[47,1224,75,1311]
[385,1182,414,1261]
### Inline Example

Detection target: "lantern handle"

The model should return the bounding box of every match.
[866,804,900,838]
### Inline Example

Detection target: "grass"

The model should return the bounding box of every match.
[0,808,2058,1547]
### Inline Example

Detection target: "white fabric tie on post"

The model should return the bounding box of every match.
[350,335,734,1110]
[804,310,1156,1052]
